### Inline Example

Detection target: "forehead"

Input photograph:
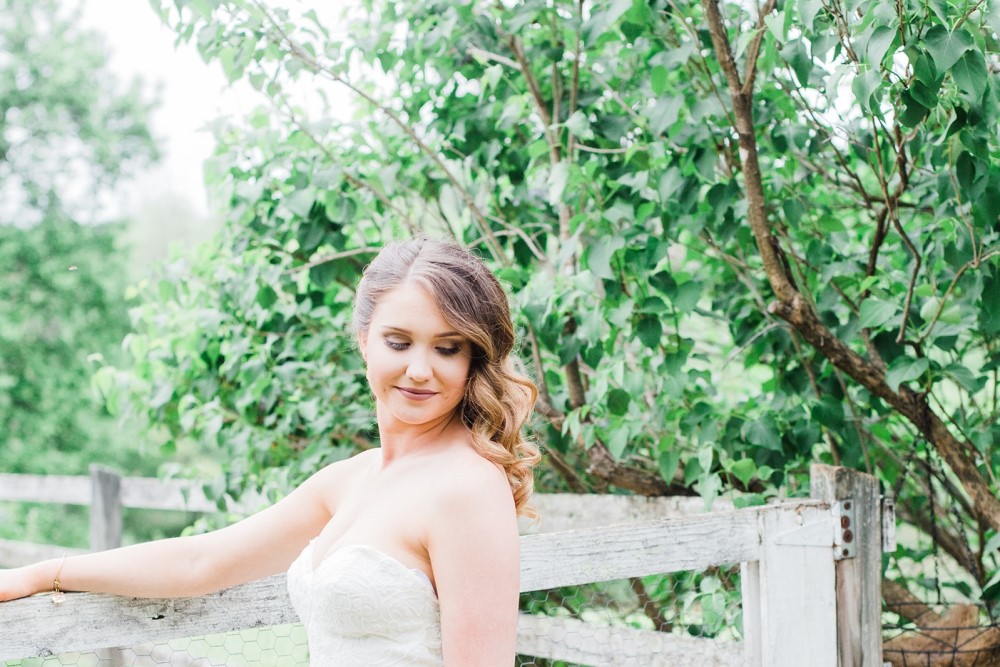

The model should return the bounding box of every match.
[371,282,454,332]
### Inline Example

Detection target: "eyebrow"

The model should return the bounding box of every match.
[380,326,463,339]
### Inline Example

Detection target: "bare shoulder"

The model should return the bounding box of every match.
[427,447,516,523]
[318,446,380,477]
[300,447,381,507]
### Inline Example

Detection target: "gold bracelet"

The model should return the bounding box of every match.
[52,553,67,605]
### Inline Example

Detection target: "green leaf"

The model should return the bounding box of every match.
[924,25,974,72]
[582,0,632,44]
[658,449,682,483]
[885,357,929,392]
[684,457,703,486]
[852,68,883,113]
[942,362,984,393]
[743,415,782,451]
[651,271,677,298]
[256,285,277,309]
[650,65,669,96]
[911,50,939,86]
[636,315,663,348]
[956,151,977,192]
[951,49,988,102]
[607,388,631,416]
[606,426,629,460]
[730,458,756,487]
[781,39,812,86]
[859,299,899,328]
[799,0,823,27]
[899,89,929,127]
[647,95,683,135]
[816,216,847,233]
[783,199,806,226]
[908,80,939,110]
[764,10,787,41]
[149,382,174,409]
[865,26,897,68]
[285,189,315,218]
[981,267,1000,335]
[586,236,625,280]
[672,281,702,313]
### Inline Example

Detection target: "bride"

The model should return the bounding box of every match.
[0,237,541,666]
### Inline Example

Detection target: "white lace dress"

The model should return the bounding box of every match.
[286,541,444,666]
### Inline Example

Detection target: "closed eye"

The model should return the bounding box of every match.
[382,338,464,356]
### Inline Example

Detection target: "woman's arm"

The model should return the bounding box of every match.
[427,464,520,666]
[0,459,353,602]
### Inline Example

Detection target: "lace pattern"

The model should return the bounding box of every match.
[287,541,444,666]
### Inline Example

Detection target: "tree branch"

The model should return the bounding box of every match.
[702,0,798,303]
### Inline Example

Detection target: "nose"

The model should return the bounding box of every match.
[406,349,432,382]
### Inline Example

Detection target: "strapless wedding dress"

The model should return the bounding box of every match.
[287,541,444,666]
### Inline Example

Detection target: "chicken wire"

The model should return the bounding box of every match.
[1,568,743,667]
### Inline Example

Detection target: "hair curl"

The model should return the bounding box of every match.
[353,238,541,518]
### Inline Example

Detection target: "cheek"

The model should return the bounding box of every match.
[451,360,473,391]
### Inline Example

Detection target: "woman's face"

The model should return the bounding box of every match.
[359,282,472,428]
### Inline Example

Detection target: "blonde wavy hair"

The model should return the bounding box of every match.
[353,238,540,518]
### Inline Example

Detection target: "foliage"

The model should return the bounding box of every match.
[126,0,1000,620]
[0,0,160,476]
[0,0,158,225]
[0,219,149,474]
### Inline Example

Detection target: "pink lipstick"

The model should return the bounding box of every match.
[397,387,436,400]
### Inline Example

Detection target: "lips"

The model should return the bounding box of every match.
[396,387,437,400]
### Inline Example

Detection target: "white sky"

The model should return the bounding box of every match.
[79,2,255,219]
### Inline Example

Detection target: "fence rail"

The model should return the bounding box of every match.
[0,464,886,666]
[0,465,726,565]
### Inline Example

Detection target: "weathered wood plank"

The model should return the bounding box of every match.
[756,503,837,666]
[0,540,87,568]
[0,507,785,661]
[118,477,256,514]
[516,613,743,666]
[0,585,747,664]
[0,575,296,660]
[0,472,719,521]
[810,464,883,667]
[517,505,798,591]
[0,473,255,514]
[524,494,734,533]
[740,560,763,667]
[90,466,122,552]
[0,474,91,505]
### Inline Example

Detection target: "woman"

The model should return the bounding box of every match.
[0,237,541,666]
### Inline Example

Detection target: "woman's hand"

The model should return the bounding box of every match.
[0,563,48,602]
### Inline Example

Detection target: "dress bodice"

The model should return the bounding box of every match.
[287,541,443,666]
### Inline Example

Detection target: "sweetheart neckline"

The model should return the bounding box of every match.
[305,541,438,599]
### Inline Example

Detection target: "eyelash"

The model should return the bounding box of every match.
[383,339,462,356]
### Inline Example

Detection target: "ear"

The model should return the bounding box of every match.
[357,329,368,361]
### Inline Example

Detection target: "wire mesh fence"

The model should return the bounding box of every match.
[1,569,745,667]
[882,601,1000,667]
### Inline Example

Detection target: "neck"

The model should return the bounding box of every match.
[375,408,467,464]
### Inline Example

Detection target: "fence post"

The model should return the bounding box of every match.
[810,464,883,667]
[748,500,838,666]
[89,465,122,551]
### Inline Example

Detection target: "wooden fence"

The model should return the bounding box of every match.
[0,464,890,666]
